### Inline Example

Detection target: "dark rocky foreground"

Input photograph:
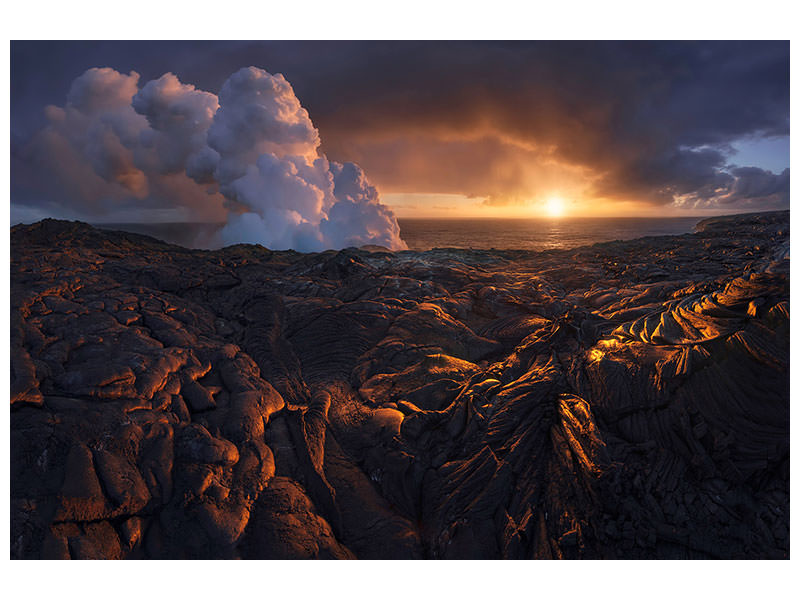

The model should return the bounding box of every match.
[10,211,789,559]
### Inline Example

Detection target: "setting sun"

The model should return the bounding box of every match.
[544,196,566,217]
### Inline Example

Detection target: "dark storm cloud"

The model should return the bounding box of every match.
[296,41,790,207]
[11,40,790,213]
[721,167,790,206]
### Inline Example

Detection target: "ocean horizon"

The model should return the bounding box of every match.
[92,216,704,252]
[397,216,702,251]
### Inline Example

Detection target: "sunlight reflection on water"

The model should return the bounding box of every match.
[398,217,701,252]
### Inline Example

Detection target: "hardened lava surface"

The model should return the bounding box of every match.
[10,211,789,559]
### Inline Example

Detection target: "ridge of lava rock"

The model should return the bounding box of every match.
[10,211,789,559]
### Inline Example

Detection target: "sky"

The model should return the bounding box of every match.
[10,40,790,225]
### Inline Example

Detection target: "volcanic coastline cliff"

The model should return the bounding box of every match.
[10,211,789,559]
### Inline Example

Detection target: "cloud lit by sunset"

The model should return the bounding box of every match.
[11,41,789,226]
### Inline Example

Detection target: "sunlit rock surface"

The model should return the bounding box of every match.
[10,211,789,559]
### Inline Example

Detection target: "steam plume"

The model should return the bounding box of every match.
[23,66,407,251]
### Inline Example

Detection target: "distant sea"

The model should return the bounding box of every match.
[96,217,703,252]
[397,217,702,251]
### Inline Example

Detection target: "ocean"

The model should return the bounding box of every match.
[96,217,703,252]
[397,217,702,251]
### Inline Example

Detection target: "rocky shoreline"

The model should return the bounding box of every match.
[10,211,789,559]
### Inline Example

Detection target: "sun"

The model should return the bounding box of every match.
[544,196,566,217]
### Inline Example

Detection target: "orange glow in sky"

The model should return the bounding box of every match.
[381,192,759,219]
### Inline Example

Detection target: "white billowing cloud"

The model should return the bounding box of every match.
[321,162,405,249]
[20,65,407,251]
[223,154,331,220]
[199,66,405,251]
[208,67,321,172]
[24,67,226,221]
[66,67,141,113]
[52,68,150,196]
[220,209,322,251]
[131,73,219,177]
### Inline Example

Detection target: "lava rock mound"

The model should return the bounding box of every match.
[10,212,789,559]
